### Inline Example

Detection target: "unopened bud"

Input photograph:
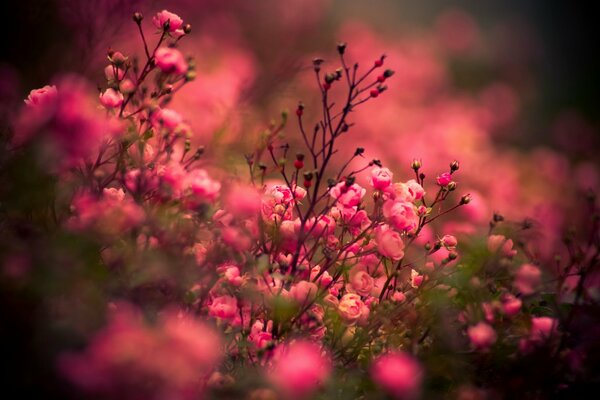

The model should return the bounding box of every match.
[460,194,472,205]
[183,24,192,34]
[411,159,421,170]
[383,69,395,78]
[345,176,356,186]
[447,181,457,191]
[354,147,365,156]
[313,58,324,71]
[450,160,460,172]
[337,42,347,55]
[132,12,143,24]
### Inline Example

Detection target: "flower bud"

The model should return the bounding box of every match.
[450,160,460,172]
[337,42,347,54]
[460,194,472,205]
[411,159,421,170]
[183,24,192,34]
[132,12,143,23]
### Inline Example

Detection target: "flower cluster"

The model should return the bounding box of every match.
[3,8,600,400]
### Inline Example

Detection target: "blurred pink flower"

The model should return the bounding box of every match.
[371,351,423,399]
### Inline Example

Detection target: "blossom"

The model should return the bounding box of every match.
[154,47,187,74]
[376,225,405,260]
[370,167,393,190]
[382,200,418,233]
[436,172,453,186]
[208,295,238,321]
[24,85,57,107]
[99,89,124,109]
[467,322,497,350]
[152,10,183,32]
[348,266,375,296]
[514,263,541,296]
[269,341,331,398]
[371,352,423,399]
[487,235,517,257]
[338,293,369,325]
[329,181,366,207]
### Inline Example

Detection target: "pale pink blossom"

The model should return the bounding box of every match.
[371,352,423,400]
[269,341,331,398]
[338,293,368,325]
[152,108,183,130]
[329,181,366,207]
[99,89,123,109]
[24,85,57,107]
[348,267,375,296]
[154,47,187,75]
[370,167,393,190]
[467,322,497,350]
[376,225,405,260]
[514,263,541,295]
[208,295,238,321]
[152,10,183,32]
[382,200,418,233]
[487,235,517,258]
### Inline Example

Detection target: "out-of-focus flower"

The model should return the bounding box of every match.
[99,89,124,109]
[269,341,331,399]
[467,322,497,350]
[371,351,423,399]
[514,263,541,296]
[154,47,187,75]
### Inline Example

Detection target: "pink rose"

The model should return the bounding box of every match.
[370,167,393,190]
[338,293,367,325]
[371,352,423,400]
[514,263,541,296]
[382,200,418,233]
[99,88,124,109]
[208,295,237,320]
[376,225,405,260]
[530,317,557,342]
[501,294,522,317]
[329,181,366,207]
[154,47,187,74]
[348,267,374,296]
[269,341,331,398]
[290,281,319,304]
[467,322,497,350]
[152,108,183,130]
[24,85,57,107]
[487,235,517,258]
[152,10,183,32]
[436,172,452,186]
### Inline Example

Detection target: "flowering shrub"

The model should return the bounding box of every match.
[1,8,599,400]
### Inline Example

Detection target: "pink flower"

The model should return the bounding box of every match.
[249,320,273,349]
[269,341,331,398]
[514,263,541,295]
[385,180,425,202]
[99,89,124,109]
[187,169,221,201]
[290,281,319,304]
[376,225,405,260]
[24,85,57,107]
[154,47,187,75]
[436,172,453,186]
[441,234,458,248]
[370,167,393,190]
[104,65,125,81]
[338,293,368,325]
[530,317,557,342]
[382,200,418,233]
[152,10,183,32]
[348,267,375,296]
[225,184,261,218]
[371,352,423,400]
[501,294,522,317]
[467,322,497,350]
[329,181,366,207]
[208,295,238,321]
[152,108,183,130]
[487,235,517,257]
[410,269,423,288]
